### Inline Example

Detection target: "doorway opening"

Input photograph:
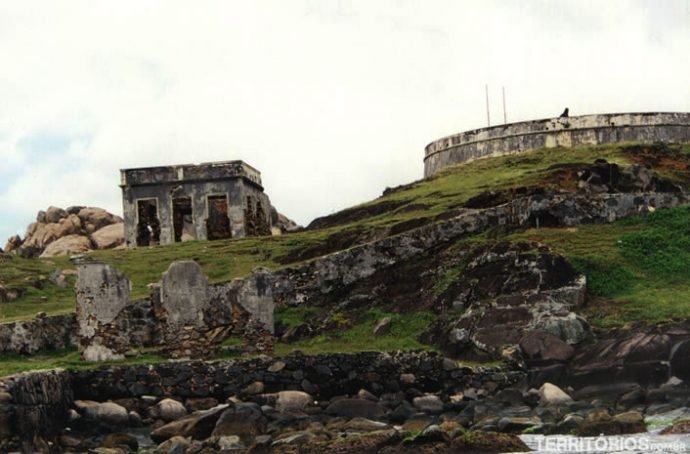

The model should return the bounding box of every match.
[173,196,193,242]
[136,199,161,246]
[207,195,231,240]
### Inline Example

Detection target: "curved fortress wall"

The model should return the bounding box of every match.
[424,112,690,178]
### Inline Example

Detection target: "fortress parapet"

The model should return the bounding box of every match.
[424,112,690,178]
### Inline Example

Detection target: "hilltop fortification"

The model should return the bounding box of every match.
[424,112,690,177]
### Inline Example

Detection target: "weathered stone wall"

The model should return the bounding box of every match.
[0,313,76,355]
[75,261,274,360]
[71,351,523,401]
[424,112,690,177]
[0,369,73,452]
[120,160,272,246]
[75,262,132,361]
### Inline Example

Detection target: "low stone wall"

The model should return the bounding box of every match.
[71,351,523,402]
[0,313,76,355]
[0,351,523,451]
[0,369,73,452]
[424,112,690,177]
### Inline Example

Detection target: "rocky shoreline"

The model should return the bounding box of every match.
[3,350,690,453]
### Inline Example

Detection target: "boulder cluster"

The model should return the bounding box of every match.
[59,376,690,453]
[3,206,124,258]
[64,384,534,453]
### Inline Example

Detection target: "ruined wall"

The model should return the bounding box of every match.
[424,112,690,177]
[75,261,274,360]
[0,369,73,452]
[0,313,76,355]
[71,351,522,401]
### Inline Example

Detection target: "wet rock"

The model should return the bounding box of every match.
[556,414,584,433]
[211,402,267,440]
[539,383,573,406]
[660,419,690,434]
[520,330,575,363]
[156,435,191,453]
[76,400,129,427]
[575,409,646,436]
[326,398,387,419]
[413,395,444,414]
[416,424,447,442]
[402,414,433,432]
[100,432,139,451]
[267,360,286,373]
[217,435,244,450]
[343,417,392,432]
[400,373,416,385]
[153,398,188,422]
[388,401,416,424]
[497,416,542,433]
[150,405,227,443]
[128,411,142,427]
[357,389,378,402]
[272,430,316,446]
[275,390,313,413]
[185,397,219,412]
[450,430,530,452]
[243,381,265,395]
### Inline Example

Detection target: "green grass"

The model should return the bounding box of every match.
[275,305,317,329]
[274,308,437,355]
[510,206,690,326]
[0,348,166,377]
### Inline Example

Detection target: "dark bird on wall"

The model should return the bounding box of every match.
[560,107,569,118]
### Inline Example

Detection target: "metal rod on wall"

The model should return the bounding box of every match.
[485,84,490,127]
[502,86,507,125]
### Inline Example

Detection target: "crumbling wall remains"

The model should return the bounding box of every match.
[75,261,275,361]
[0,313,76,354]
[0,369,73,452]
[75,263,135,361]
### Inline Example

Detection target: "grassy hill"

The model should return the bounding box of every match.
[1,141,689,328]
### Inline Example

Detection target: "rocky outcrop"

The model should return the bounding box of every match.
[4,206,124,258]
[427,242,588,363]
[565,322,690,390]
[40,234,92,258]
[270,206,301,234]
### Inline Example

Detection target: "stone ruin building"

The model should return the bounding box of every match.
[120,160,273,247]
[74,258,274,361]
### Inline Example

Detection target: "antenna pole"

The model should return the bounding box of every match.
[502,86,507,125]
[485,84,490,126]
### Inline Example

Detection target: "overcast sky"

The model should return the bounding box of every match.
[1,1,689,243]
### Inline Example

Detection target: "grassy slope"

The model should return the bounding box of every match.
[1,142,690,375]
[1,143,689,325]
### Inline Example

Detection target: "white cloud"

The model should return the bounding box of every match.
[0,0,688,242]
